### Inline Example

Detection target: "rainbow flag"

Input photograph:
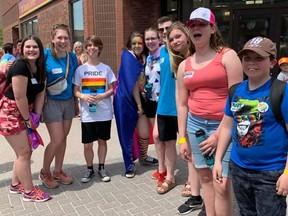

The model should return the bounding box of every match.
[81,77,106,94]
[113,49,143,172]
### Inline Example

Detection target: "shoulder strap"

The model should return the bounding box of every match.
[65,52,70,79]
[228,82,241,103]
[270,78,286,123]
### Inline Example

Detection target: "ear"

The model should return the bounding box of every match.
[270,59,277,69]
[210,25,216,34]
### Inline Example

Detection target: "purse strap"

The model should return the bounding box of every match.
[65,52,70,79]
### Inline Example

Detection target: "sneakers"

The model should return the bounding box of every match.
[81,169,94,183]
[125,164,136,178]
[39,170,59,189]
[139,156,159,166]
[151,169,167,180]
[10,183,24,194]
[23,187,51,202]
[53,170,73,185]
[177,195,204,215]
[98,169,111,182]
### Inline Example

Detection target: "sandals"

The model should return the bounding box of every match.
[157,179,176,195]
[182,181,191,197]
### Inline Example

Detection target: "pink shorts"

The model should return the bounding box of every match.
[0,96,32,136]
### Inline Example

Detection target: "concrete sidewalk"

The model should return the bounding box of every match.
[0,118,238,216]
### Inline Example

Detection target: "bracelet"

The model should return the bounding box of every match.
[284,169,288,175]
[24,118,29,122]
[80,94,84,99]
[178,137,187,145]
[137,104,142,108]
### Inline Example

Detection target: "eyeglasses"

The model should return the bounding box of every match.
[145,37,158,42]
[158,26,170,33]
[52,24,68,30]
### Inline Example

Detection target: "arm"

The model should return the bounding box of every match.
[33,83,46,115]
[213,114,233,183]
[222,49,243,88]
[95,81,115,102]
[12,75,30,120]
[176,60,190,161]
[132,82,144,115]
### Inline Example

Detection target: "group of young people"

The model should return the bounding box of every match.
[0,6,288,216]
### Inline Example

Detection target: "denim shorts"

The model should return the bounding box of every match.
[187,113,231,177]
[230,161,286,216]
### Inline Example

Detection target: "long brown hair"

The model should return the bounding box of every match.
[20,35,46,83]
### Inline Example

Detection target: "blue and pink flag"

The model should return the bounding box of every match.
[113,49,143,172]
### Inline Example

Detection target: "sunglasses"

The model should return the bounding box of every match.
[158,26,170,33]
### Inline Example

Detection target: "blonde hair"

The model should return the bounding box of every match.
[166,21,195,75]
[50,24,70,58]
[73,41,84,54]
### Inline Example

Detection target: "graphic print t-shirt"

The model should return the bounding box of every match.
[73,62,116,122]
[225,79,288,171]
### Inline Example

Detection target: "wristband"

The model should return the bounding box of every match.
[284,169,288,175]
[137,104,142,108]
[178,137,187,145]
[80,94,84,99]
[24,118,30,122]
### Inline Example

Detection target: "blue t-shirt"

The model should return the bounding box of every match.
[225,79,288,171]
[44,49,78,100]
[0,53,15,63]
[156,46,177,116]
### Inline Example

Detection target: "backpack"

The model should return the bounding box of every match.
[229,78,286,123]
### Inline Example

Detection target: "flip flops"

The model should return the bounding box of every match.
[157,179,176,195]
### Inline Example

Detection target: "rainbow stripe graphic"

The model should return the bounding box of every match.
[81,77,106,94]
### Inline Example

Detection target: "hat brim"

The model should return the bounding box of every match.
[185,19,210,27]
[238,48,271,58]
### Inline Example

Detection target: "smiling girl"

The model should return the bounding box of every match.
[0,35,50,202]
[39,24,78,189]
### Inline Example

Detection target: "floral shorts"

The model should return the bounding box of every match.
[0,96,32,136]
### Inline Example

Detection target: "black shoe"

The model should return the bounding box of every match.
[139,156,158,166]
[177,196,203,215]
[125,164,136,178]
[81,169,94,183]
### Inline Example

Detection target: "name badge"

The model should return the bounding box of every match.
[31,78,38,84]
[52,68,63,74]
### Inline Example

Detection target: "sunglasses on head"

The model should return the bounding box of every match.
[158,26,170,33]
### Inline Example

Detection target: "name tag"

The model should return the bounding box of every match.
[52,68,63,74]
[31,78,38,84]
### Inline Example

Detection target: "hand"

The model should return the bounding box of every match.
[276,173,288,196]
[82,94,96,104]
[213,160,223,184]
[179,143,192,162]
[199,134,217,156]
[138,108,144,116]
[95,93,106,103]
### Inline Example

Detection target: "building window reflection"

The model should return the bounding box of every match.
[21,18,38,37]
[71,0,84,43]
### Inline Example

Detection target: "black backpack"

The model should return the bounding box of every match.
[228,78,286,123]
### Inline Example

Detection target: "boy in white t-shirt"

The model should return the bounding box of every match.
[277,57,288,82]
[73,36,116,183]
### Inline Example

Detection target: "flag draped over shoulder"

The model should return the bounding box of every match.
[113,49,143,171]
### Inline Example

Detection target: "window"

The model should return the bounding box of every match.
[71,0,84,43]
[21,18,38,37]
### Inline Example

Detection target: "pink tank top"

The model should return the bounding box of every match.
[183,49,228,120]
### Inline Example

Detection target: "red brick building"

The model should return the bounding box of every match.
[1,0,288,72]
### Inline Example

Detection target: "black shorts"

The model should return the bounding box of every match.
[144,101,157,118]
[157,114,178,141]
[81,120,112,143]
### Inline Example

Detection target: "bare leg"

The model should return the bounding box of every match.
[83,143,93,166]
[214,177,233,216]
[97,139,107,164]
[198,168,216,216]
[6,131,34,193]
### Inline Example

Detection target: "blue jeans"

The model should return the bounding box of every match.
[230,161,287,216]
[187,113,231,177]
